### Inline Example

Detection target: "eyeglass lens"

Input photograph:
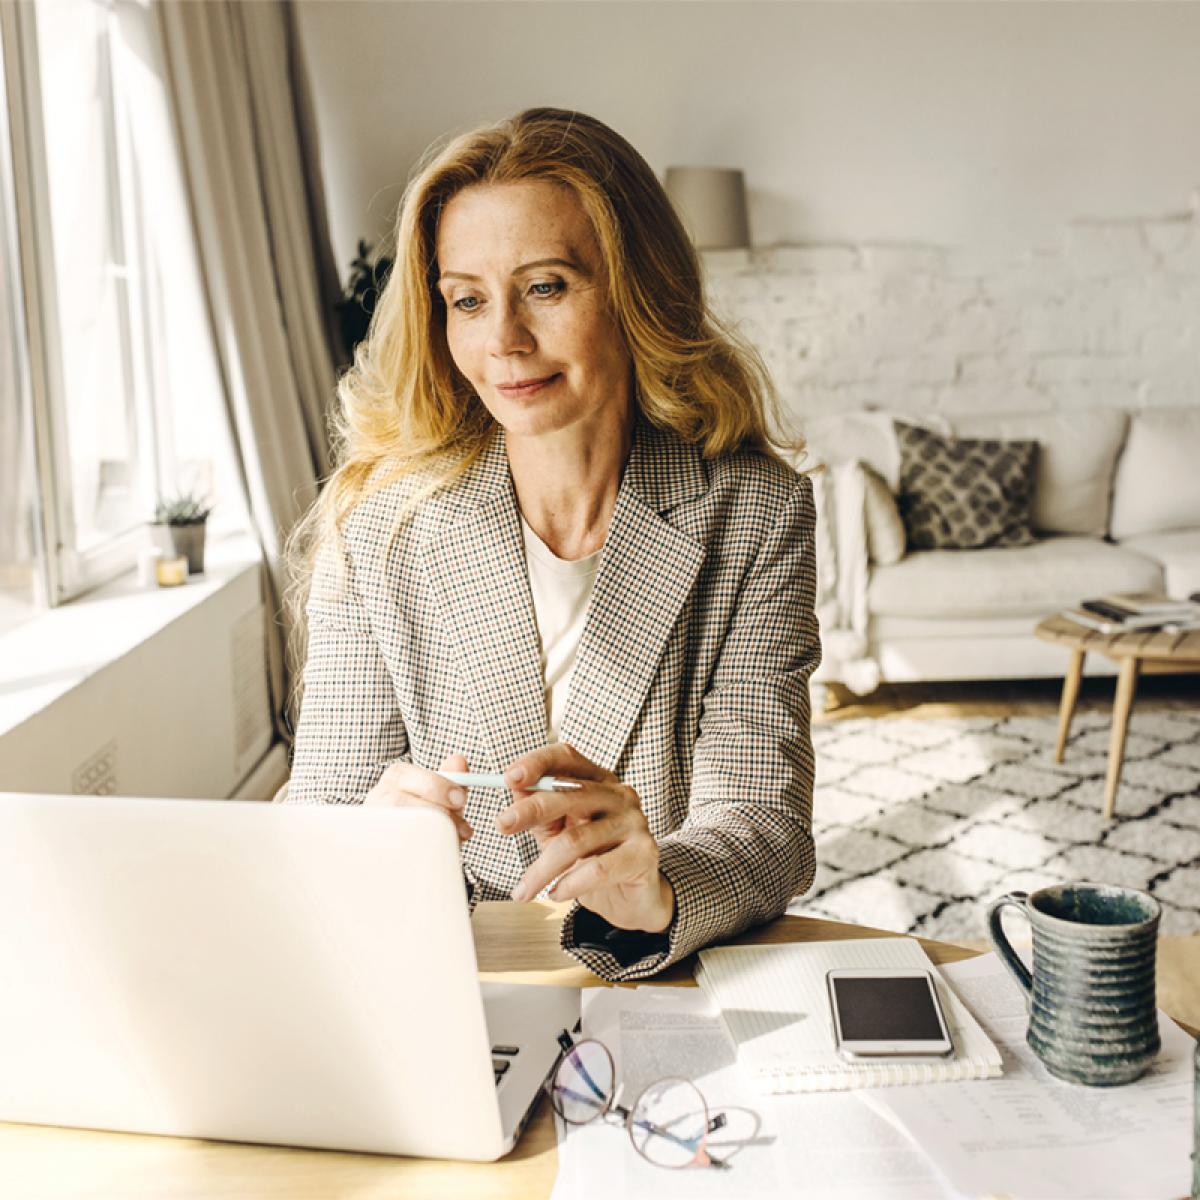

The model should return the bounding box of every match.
[629,1077,714,1169]
[550,1039,615,1125]
[551,1038,718,1170]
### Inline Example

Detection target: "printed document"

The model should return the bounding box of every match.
[863,952,1195,1200]
[549,985,958,1200]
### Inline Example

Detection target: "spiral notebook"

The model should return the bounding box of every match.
[694,936,1003,1094]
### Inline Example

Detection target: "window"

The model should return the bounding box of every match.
[0,0,245,619]
[0,37,42,635]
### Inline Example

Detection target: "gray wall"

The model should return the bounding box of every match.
[295,1,1200,269]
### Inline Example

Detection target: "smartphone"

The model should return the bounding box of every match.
[826,968,954,1060]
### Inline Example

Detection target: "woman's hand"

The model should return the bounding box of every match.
[496,743,675,934]
[363,752,474,842]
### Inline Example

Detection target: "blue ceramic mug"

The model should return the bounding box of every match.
[987,882,1161,1087]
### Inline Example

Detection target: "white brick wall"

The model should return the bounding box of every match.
[705,195,1200,426]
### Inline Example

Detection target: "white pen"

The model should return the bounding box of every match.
[439,771,583,793]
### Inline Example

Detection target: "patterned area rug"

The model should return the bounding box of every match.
[788,709,1200,940]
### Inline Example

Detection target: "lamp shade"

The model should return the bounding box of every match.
[664,166,750,250]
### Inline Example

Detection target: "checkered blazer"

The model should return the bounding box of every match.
[287,420,820,981]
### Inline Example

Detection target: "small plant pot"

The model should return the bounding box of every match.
[150,521,207,576]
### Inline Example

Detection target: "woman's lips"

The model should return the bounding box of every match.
[494,373,560,397]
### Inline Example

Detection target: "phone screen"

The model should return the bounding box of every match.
[831,975,945,1041]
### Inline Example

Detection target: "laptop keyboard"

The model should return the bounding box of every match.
[492,1043,519,1086]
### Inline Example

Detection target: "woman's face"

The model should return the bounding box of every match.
[435,180,633,443]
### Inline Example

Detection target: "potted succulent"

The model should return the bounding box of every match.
[150,491,212,576]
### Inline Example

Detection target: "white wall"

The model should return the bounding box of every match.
[296,1,1200,267]
[704,227,1200,419]
[0,548,278,800]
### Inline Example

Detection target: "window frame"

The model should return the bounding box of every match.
[2,0,163,605]
[0,7,45,627]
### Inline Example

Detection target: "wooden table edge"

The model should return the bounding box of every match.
[1035,613,1200,664]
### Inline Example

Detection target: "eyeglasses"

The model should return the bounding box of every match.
[548,1029,730,1170]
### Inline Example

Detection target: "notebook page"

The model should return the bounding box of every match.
[695,937,1001,1093]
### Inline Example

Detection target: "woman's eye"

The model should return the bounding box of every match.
[452,295,481,312]
[528,280,565,299]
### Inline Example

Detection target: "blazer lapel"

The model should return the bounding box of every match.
[422,422,708,783]
[420,434,548,775]
[560,424,707,772]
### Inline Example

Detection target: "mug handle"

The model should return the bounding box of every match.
[987,891,1033,1000]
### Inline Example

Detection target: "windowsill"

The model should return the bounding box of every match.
[0,590,39,640]
[0,533,264,739]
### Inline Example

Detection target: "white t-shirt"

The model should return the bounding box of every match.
[520,515,602,742]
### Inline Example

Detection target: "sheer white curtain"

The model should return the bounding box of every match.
[142,0,344,741]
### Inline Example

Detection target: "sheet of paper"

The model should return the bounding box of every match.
[859,952,1196,1200]
[549,985,960,1200]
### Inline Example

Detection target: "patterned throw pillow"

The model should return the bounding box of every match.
[894,422,1039,550]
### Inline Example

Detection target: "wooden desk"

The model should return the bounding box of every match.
[0,904,1188,1200]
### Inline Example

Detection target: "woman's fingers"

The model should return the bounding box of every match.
[497,780,639,837]
[366,759,464,808]
[511,814,624,901]
[503,742,610,791]
[499,769,647,896]
[363,755,473,841]
[496,788,576,835]
[495,751,664,925]
[547,834,659,903]
[497,744,620,838]
[438,753,473,840]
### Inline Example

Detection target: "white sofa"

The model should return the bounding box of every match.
[806,406,1200,693]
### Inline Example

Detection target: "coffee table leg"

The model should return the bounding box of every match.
[1054,648,1086,763]
[1103,657,1141,820]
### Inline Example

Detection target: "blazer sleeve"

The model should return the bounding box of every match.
[562,472,820,980]
[284,533,411,805]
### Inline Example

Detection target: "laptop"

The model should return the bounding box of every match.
[0,792,579,1161]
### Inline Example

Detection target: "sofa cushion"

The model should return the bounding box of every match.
[868,536,1164,619]
[800,410,951,488]
[1109,408,1200,540]
[895,422,1038,550]
[1117,529,1200,599]
[870,613,1063,639]
[863,465,906,565]
[950,409,1128,538]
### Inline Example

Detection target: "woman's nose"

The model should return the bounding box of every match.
[486,301,535,357]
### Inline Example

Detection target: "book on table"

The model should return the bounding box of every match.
[1064,606,1169,632]
[1080,592,1200,625]
[1065,606,1200,633]
[694,936,1002,1094]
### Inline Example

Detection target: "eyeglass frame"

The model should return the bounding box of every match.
[547,1028,730,1170]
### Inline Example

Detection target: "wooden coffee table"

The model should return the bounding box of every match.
[1035,613,1200,819]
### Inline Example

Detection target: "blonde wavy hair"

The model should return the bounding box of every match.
[286,107,797,698]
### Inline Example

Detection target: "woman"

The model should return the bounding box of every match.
[287,108,820,982]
